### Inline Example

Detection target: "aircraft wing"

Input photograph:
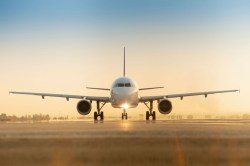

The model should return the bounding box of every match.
[9,91,110,102]
[140,89,239,102]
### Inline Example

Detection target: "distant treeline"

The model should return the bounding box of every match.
[2,113,250,121]
[163,114,250,120]
[0,113,50,122]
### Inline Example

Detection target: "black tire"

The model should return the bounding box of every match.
[152,111,156,120]
[94,112,98,120]
[100,112,104,120]
[125,113,128,120]
[122,113,124,120]
[146,111,150,120]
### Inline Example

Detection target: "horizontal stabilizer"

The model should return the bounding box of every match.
[86,87,110,91]
[139,87,164,91]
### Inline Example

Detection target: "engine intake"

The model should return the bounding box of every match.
[77,100,92,115]
[158,99,172,114]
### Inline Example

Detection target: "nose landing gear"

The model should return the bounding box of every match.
[122,109,128,120]
[144,100,156,120]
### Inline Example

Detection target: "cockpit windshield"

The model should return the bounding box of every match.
[112,77,137,88]
[115,83,133,87]
[125,83,131,87]
[117,83,124,87]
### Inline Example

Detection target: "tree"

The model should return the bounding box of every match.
[0,113,8,121]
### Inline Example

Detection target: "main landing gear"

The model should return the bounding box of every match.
[144,101,156,120]
[122,109,128,120]
[94,101,106,120]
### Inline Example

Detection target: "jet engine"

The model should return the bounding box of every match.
[158,99,172,114]
[77,100,92,115]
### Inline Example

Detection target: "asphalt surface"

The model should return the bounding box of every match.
[0,119,250,166]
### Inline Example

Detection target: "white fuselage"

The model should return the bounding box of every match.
[110,77,139,108]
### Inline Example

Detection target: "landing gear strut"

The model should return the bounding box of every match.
[122,109,128,120]
[94,101,106,120]
[144,100,156,120]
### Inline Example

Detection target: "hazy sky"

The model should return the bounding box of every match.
[0,0,249,117]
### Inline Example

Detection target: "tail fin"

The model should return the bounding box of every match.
[123,47,126,77]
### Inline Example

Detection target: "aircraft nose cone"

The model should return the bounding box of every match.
[112,88,135,95]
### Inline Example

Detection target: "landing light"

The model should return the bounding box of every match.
[122,104,129,109]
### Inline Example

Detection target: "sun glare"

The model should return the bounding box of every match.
[122,104,129,109]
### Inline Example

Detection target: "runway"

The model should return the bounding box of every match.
[0,120,250,166]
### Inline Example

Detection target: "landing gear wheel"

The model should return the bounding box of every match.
[146,111,150,120]
[94,111,104,120]
[94,112,98,120]
[93,101,106,121]
[100,111,104,120]
[144,101,156,121]
[122,108,128,120]
[152,111,156,120]
[122,113,128,120]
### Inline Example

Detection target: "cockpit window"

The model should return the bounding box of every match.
[125,83,131,87]
[115,83,133,87]
[117,83,124,87]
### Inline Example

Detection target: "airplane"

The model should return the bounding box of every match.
[10,47,239,120]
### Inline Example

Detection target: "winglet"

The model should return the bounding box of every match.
[123,47,126,77]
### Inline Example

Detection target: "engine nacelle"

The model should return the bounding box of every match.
[158,99,172,114]
[77,100,92,115]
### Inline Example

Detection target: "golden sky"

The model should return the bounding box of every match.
[0,0,249,117]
